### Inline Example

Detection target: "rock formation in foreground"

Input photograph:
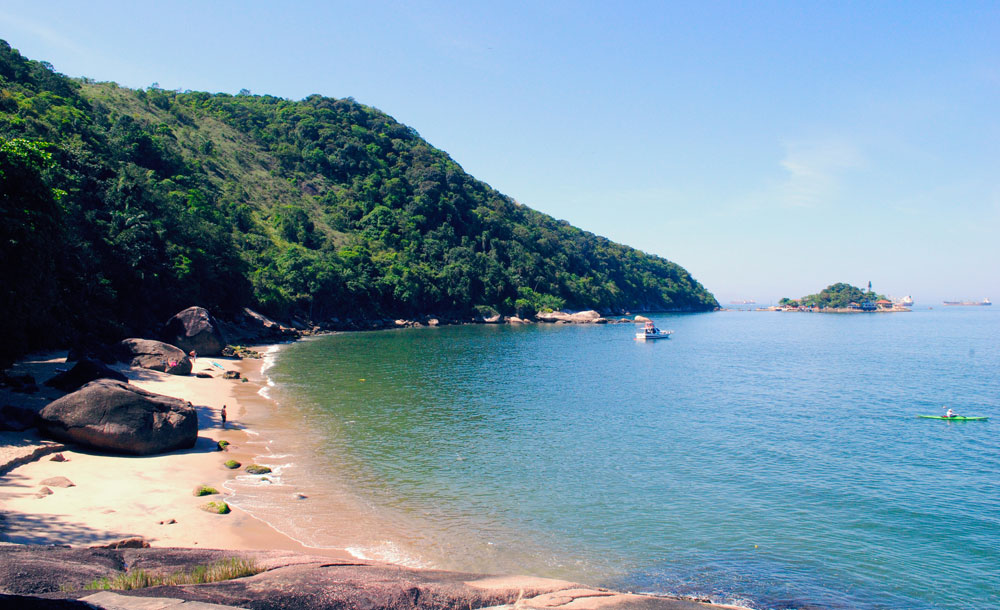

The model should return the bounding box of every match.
[38,379,198,455]
[0,546,726,610]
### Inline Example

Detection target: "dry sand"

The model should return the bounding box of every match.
[0,351,351,560]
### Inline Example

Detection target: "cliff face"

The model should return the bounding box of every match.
[0,39,717,363]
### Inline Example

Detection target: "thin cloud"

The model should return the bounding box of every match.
[777,138,865,208]
[0,11,88,58]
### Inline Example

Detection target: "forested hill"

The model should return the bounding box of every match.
[0,40,717,362]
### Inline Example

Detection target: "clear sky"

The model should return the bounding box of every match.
[3,1,998,304]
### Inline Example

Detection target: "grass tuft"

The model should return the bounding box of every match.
[244,464,272,475]
[193,485,219,497]
[84,557,260,590]
[224,459,241,469]
[217,440,230,451]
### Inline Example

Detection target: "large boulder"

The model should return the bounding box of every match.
[568,310,603,322]
[44,358,128,392]
[115,339,191,375]
[38,379,198,455]
[162,306,226,357]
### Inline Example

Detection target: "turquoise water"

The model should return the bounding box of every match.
[253,308,999,609]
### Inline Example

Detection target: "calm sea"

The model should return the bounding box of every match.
[225,307,999,610]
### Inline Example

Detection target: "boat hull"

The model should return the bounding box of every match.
[635,332,673,340]
[917,415,989,421]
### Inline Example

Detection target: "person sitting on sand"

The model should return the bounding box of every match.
[189,350,197,361]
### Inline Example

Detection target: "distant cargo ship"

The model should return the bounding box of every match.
[893,295,914,307]
[943,298,991,306]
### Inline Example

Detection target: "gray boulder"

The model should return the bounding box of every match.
[38,379,198,455]
[116,339,191,375]
[44,358,128,392]
[162,306,226,357]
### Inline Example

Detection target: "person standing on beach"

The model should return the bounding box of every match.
[221,404,227,428]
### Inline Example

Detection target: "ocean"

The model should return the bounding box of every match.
[223,307,999,610]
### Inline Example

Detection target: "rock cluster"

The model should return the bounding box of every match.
[536,309,609,324]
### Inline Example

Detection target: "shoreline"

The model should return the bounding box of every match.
[0,347,352,561]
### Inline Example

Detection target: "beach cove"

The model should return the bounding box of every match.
[0,345,736,610]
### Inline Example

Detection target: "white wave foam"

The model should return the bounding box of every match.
[345,541,425,568]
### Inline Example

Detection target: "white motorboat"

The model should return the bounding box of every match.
[635,320,674,340]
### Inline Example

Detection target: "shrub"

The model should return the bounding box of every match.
[217,440,230,451]
[224,459,241,469]
[245,464,271,475]
[193,486,219,497]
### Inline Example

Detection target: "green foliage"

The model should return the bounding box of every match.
[223,459,241,469]
[217,439,230,451]
[244,464,272,474]
[84,557,259,590]
[1,39,717,362]
[194,485,219,496]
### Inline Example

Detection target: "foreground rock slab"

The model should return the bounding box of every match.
[38,380,198,455]
[0,547,733,610]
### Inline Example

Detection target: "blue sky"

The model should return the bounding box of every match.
[2,1,998,304]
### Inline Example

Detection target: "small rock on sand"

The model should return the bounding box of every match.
[35,486,53,498]
[40,476,74,488]
[49,453,67,462]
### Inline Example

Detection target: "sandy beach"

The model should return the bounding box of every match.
[0,349,352,560]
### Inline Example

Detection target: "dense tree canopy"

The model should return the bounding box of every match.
[0,40,717,364]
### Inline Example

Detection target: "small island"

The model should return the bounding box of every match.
[768,282,910,313]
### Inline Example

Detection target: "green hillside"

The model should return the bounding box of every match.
[0,40,716,363]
